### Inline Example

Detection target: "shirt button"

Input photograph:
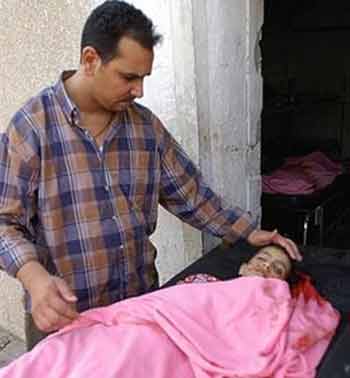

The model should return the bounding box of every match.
[104,185,109,192]
[84,130,92,139]
[119,245,124,250]
[112,215,117,221]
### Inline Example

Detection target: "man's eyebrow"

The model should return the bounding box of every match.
[121,71,151,78]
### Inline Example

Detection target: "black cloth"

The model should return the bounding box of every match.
[163,241,350,378]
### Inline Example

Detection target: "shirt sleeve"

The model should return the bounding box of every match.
[0,122,41,277]
[158,123,257,244]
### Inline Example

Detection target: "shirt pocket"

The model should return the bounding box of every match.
[109,149,160,235]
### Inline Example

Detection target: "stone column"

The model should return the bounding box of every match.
[192,0,263,252]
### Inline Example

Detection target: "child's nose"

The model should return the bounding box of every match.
[262,261,272,271]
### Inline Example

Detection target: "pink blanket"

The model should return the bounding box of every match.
[263,151,342,194]
[0,277,339,378]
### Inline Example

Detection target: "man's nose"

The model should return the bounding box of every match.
[130,79,143,98]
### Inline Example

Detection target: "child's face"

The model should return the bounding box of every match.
[239,246,292,280]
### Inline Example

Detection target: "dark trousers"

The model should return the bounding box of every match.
[25,314,48,351]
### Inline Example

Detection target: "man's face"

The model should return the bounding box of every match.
[239,246,292,280]
[90,36,154,112]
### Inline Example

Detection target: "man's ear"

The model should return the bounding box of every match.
[238,263,248,276]
[81,47,101,77]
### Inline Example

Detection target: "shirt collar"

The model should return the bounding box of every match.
[53,70,128,129]
[53,71,80,126]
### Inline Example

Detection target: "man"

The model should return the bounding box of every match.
[0,0,301,344]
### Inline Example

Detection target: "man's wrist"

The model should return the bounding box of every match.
[16,261,51,294]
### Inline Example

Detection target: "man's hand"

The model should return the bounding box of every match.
[247,229,302,261]
[17,261,79,333]
[30,276,79,333]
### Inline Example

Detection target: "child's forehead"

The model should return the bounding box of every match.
[255,247,291,267]
[258,246,285,257]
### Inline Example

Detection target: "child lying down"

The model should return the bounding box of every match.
[0,245,339,378]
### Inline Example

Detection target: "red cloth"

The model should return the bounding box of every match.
[263,151,342,195]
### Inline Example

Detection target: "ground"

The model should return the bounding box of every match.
[0,327,25,368]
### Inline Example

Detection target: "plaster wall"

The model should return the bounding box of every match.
[0,0,93,340]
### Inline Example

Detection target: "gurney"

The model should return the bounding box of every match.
[0,242,348,377]
[164,241,350,378]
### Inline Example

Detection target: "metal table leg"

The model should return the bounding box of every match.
[315,205,324,247]
[303,213,311,246]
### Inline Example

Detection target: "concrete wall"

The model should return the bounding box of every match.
[0,0,263,340]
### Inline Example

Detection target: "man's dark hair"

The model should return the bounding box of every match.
[81,0,162,63]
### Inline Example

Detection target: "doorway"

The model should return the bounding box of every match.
[260,0,350,249]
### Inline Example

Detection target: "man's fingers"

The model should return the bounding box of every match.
[33,311,51,333]
[247,229,302,261]
[284,238,302,261]
[54,278,78,303]
[49,294,79,321]
[272,233,302,261]
[28,274,80,334]
[50,277,79,320]
[32,281,79,333]
[34,306,73,333]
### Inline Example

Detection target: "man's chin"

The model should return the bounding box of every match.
[115,101,133,111]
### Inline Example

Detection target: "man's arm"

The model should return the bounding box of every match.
[157,123,301,260]
[158,127,256,242]
[0,127,78,332]
[0,129,41,277]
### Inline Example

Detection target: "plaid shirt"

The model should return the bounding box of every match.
[0,72,256,311]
